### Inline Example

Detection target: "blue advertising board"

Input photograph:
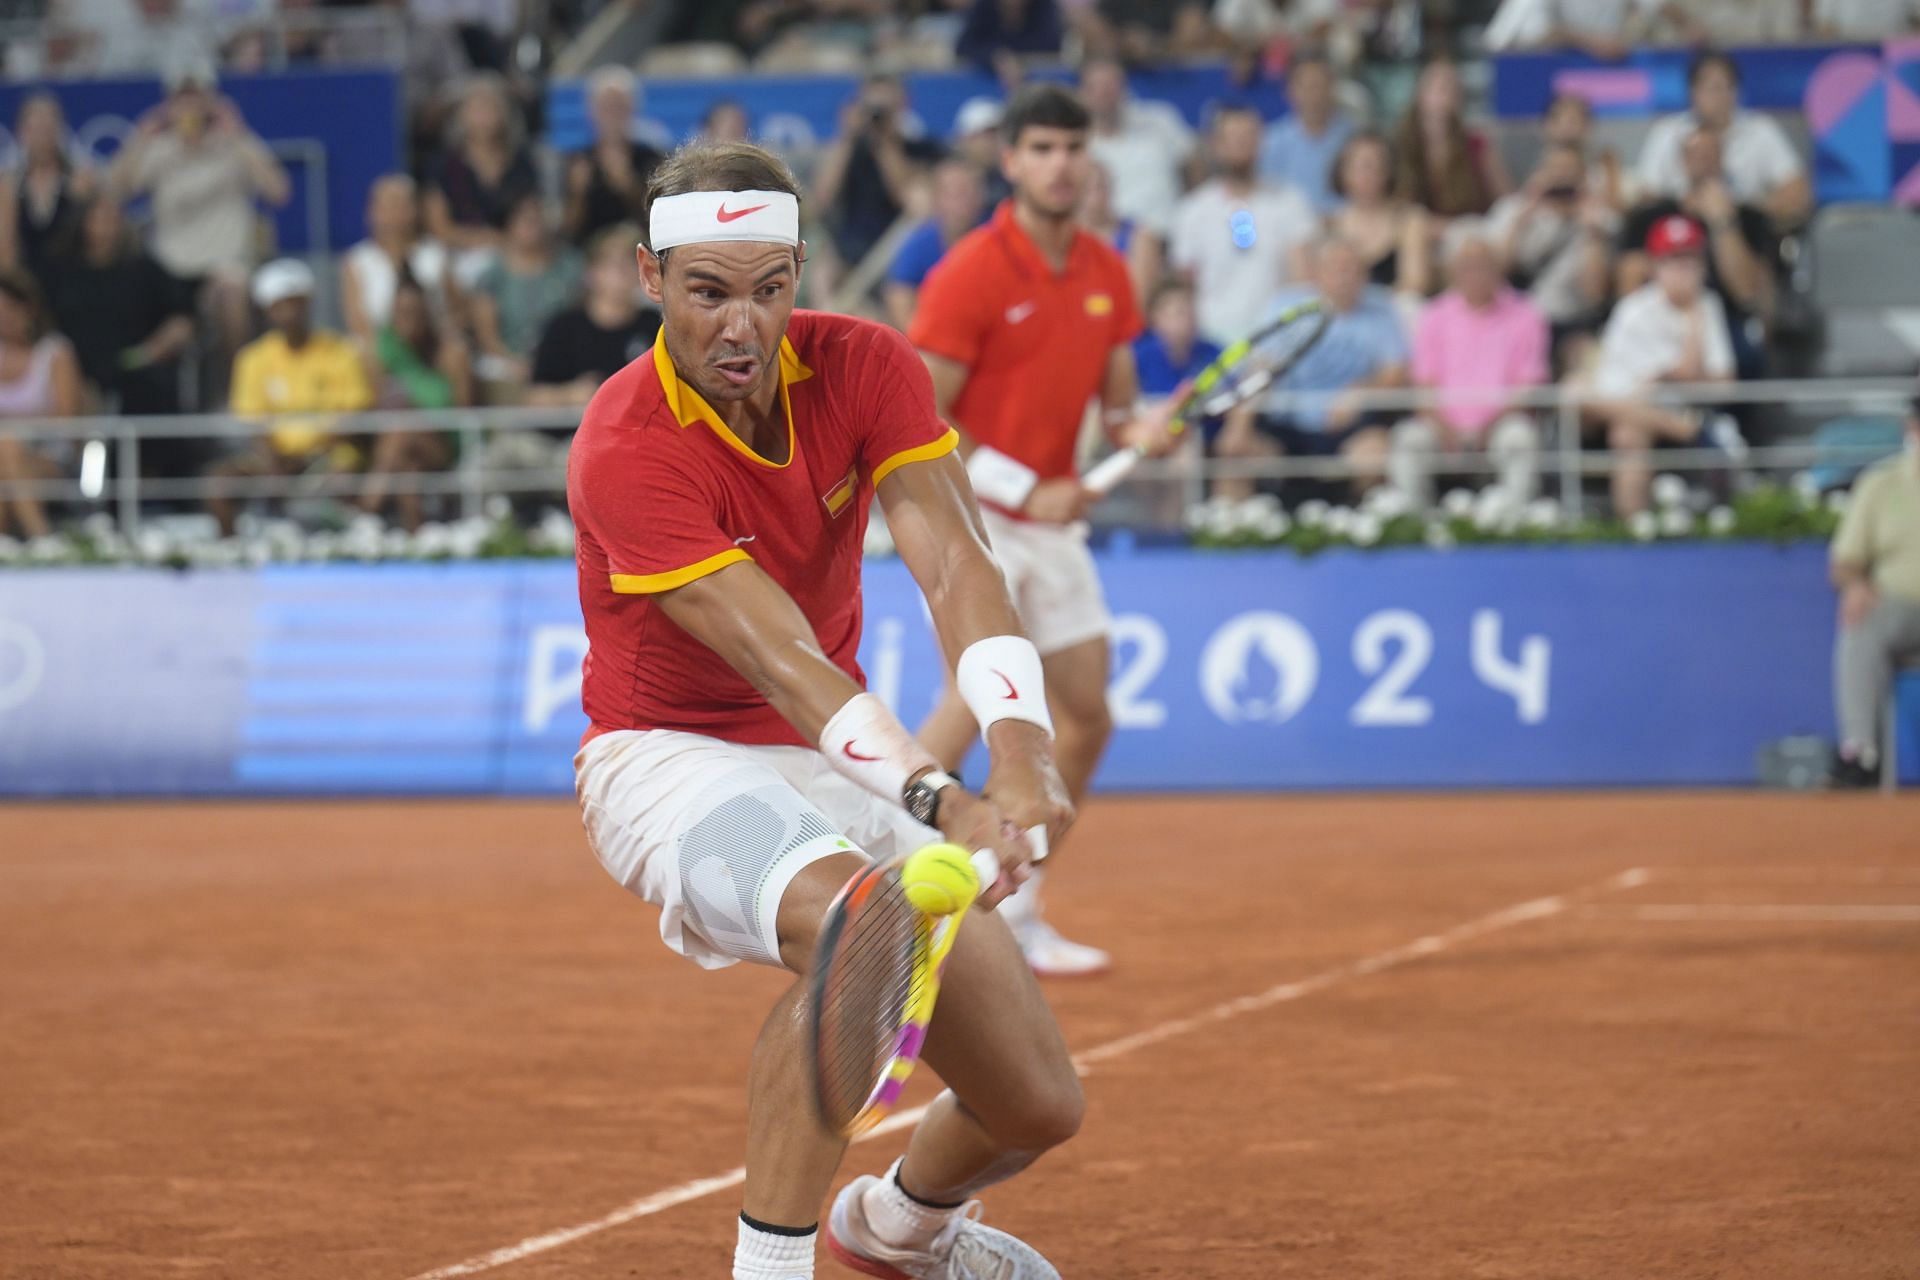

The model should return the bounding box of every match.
[0,68,402,251]
[3,543,1902,798]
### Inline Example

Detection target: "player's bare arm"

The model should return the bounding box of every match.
[652,561,1039,905]
[876,447,1076,846]
[921,348,1094,525]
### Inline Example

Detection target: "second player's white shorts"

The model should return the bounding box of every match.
[574,728,939,970]
[981,508,1111,656]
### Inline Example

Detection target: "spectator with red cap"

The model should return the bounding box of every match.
[1584,213,1745,517]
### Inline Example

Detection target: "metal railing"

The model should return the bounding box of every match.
[0,377,1910,536]
[0,8,412,75]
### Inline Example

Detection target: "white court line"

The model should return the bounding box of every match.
[1637,867,1920,886]
[1585,903,1920,923]
[402,866,1646,1280]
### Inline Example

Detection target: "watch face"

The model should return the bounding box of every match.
[906,785,937,825]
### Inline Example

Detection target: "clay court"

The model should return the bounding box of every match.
[4,792,1917,1279]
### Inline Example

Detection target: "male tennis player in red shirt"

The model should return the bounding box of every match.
[909,83,1176,978]
[568,141,1080,1280]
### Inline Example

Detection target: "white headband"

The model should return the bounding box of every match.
[649,189,800,253]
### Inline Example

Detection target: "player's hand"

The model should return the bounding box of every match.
[1840,581,1880,630]
[1118,383,1188,458]
[931,788,1032,910]
[1023,477,1094,524]
[980,719,1075,848]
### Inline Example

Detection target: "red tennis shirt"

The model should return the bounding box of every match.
[568,310,957,746]
[908,200,1143,488]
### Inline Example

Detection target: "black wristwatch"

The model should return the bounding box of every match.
[902,769,961,827]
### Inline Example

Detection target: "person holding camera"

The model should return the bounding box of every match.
[1486,141,1617,365]
[812,75,944,281]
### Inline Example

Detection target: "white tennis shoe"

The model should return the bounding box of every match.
[1016,919,1111,979]
[825,1175,1060,1280]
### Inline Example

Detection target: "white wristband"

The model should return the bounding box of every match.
[819,692,941,806]
[956,635,1053,738]
[966,446,1039,511]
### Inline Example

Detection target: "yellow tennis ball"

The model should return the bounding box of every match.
[901,843,982,916]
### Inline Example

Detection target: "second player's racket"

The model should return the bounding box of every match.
[1084,296,1331,495]
[810,844,1002,1138]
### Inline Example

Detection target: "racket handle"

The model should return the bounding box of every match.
[1026,824,1049,863]
[970,848,1002,890]
[1081,446,1141,496]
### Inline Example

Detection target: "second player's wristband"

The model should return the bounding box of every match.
[966,446,1039,511]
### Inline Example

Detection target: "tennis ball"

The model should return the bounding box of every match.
[901,843,983,916]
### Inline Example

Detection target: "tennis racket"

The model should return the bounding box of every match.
[810,844,1003,1138]
[1083,296,1331,495]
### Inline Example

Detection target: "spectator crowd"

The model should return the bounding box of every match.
[0,0,1916,539]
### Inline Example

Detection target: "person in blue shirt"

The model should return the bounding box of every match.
[1215,235,1410,501]
[1132,278,1222,437]
[1258,52,1356,216]
[882,158,988,329]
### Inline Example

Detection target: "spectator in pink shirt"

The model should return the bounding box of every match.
[1391,224,1549,508]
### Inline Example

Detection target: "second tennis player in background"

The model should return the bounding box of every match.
[909,84,1179,978]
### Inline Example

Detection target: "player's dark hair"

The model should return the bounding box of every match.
[1688,50,1739,90]
[1001,84,1090,145]
[640,141,804,253]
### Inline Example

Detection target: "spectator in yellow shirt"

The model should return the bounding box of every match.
[210,258,372,533]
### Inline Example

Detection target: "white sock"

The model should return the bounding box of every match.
[862,1159,962,1252]
[733,1214,815,1279]
[997,866,1046,934]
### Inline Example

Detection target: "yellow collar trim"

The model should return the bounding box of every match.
[651,335,814,470]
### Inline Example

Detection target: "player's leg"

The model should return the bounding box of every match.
[1040,635,1113,803]
[799,773,1077,1276]
[576,731,875,1279]
[994,521,1115,977]
[820,853,1080,1276]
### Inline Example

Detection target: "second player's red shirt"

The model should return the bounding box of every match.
[568,310,957,746]
[908,200,1143,487]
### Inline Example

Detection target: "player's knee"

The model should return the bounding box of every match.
[992,1071,1085,1153]
[1060,694,1112,747]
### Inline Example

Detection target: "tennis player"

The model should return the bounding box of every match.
[568,141,1082,1280]
[908,84,1176,978]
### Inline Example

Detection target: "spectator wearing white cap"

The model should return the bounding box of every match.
[209,258,373,534]
[562,66,666,248]
[1583,214,1744,517]
[952,96,1013,207]
[109,60,289,398]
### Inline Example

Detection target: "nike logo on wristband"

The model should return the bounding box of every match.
[842,743,882,762]
[716,203,768,223]
[991,669,1019,700]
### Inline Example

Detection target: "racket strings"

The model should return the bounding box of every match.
[815,874,930,1128]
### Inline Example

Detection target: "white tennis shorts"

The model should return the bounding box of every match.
[574,728,940,970]
[981,509,1111,656]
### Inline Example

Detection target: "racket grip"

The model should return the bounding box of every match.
[1026,825,1049,863]
[970,848,1002,890]
[1081,447,1141,496]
